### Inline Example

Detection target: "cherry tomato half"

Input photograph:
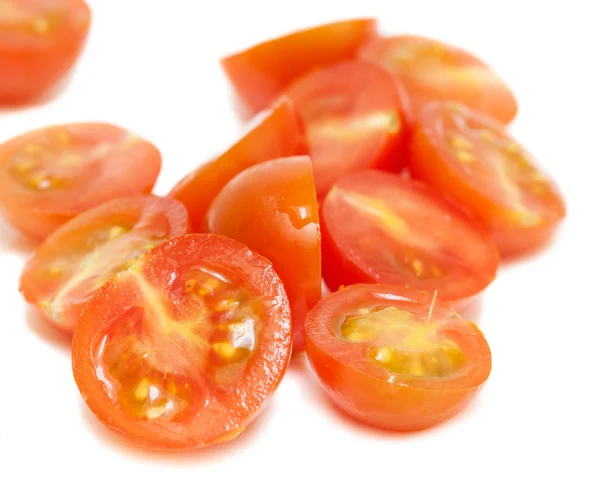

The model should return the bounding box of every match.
[410,101,566,257]
[72,234,292,450]
[0,0,91,103]
[208,156,321,351]
[286,60,410,197]
[305,284,492,431]
[321,169,499,304]
[0,123,162,239]
[221,18,377,112]
[168,97,307,233]
[359,35,517,124]
[20,196,189,335]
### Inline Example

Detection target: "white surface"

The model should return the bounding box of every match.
[1,1,599,492]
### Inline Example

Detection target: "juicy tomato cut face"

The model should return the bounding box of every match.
[72,234,292,450]
[19,196,188,335]
[359,36,517,124]
[286,61,410,196]
[321,169,499,304]
[0,0,91,102]
[221,18,377,112]
[305,284,492,431]
[168,97,307,232]
[0,123,162,239]
[207,156,321,351]
[411,101,566,256]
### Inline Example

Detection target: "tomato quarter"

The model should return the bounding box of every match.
[221,18,376,112]
[286,60,410,196]
[410,101,566,257]
[20,195,189,335]
[321,169,499,304]
[168,97,307,232]
[207,156,321,351]
[0,0,91,103]
[359,35,517,124]
[305,284,492,431]
[0,123,162,239]
[72,234,292,450]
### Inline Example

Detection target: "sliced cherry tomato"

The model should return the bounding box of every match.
[19,196,188,335]
[359,35,517,124]
[207,156,320,351]
[0,123,162,239]
[221,18,377,112]
[285,60,410,197]
[321,169,499,304]
[72,234,292,450]
[168,97,307,232]
[411,102,566,257]
[0,0,91,103]
[305,283,491,431]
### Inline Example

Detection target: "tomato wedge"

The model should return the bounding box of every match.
[207,156,321,351]
[72,234,292,450]
[411,102,566,257]
[0,0,91,103]
[0,123,162,239]
[286,60,410,197]
[20,196,188,335]
[305,284,492,431]
[359,35,517,124]
[321,169,499,304]
[168,97,307,232]
[221,18,377,112]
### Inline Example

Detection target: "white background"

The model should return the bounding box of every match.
[1,1,599,492]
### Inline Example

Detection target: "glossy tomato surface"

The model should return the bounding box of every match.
[286,60,410,196]
[305,284,492,431]
[168,97,307,232]
[0,123,161,239]
[0,0,91,103]
[411,101,566,257]
[20,196,189,335]
[321,169,499,304]
[72,234,292,450]
[208,156,321,351]
[222,18,376,112]
[360,35,517,124]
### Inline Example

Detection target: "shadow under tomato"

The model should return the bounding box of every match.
[229,91,255,123]
[25,306,72,350]
[0,219,38,255]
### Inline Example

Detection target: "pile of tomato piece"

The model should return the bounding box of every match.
[1,9,565,451]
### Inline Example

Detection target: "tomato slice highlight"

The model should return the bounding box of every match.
[285,60,410,197]
[0,123,162,239]
[410,101,566,257]
[168,97,307,232]
[207,156,321,351]
[19,196,188,335]
[305,283,491,431]
[359,35,517,124]
[221,18,377,112]
[72,234,292,450]
[0,0,91,103]
[321,169,499,304]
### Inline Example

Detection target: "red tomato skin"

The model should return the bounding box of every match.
[0,0,91,103]
[168,97,308,232]
[221,19,377,113]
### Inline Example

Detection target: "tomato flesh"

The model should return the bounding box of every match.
[359,35,517,124]
[410,101,566,257]
[221,18,377,112]
[19,196,189,335]
[72,234,292,450]
[207,156,321,351]
[286,60,410,197]
[305,284,492,431]
[0,0,91,103]
[168,97,307,232]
